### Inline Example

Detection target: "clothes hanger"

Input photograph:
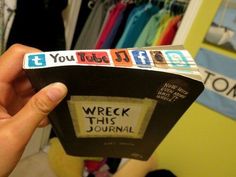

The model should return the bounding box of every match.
[88,0,96,9]
[170,0,185,15]
[162,0,172,10]
[168,0,176,14]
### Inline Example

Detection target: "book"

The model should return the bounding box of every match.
[23,45,204,160]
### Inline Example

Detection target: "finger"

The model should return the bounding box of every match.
[13,71,35,97]
[11,82,67,140]
[0,105,11,119]
[0,44,41,83]
[38,117,50,127]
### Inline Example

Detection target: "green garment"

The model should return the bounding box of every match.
[134,9,170,47]
[152,14,172,45]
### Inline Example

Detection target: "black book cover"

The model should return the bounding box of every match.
[23,46,204,160]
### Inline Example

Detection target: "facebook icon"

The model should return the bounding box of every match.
[28,54,46,67]
[131,50,151,68]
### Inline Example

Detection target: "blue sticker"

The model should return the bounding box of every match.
[28,54,46,67]
[165,51,190,68]
[131,50,151,68]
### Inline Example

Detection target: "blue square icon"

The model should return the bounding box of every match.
[131,50,151,68]
[28,54,46,67]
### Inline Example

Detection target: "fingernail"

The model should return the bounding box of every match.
[46,82,67,102]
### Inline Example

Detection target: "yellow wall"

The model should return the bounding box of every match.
[153,0,236,176]
[155,103,236,177]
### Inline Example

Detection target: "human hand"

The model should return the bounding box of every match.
[0,44,67,177]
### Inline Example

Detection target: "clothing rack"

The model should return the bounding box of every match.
[73,0,189,50]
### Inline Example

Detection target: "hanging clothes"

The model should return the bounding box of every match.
[156,15,182,45]
[71,0,94,49]
[72,0,189,50]
[95,3,116,46]
[135,0,187,47]
[153,1,185,46]
[95,2,126,49]
[151,12,172,46]
[74,0,113,50]
[7,0,67,51]
[134,8,170,47]
[110,3,135,48]
[116,3,159,48]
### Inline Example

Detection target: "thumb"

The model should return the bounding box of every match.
[12,82,67,139]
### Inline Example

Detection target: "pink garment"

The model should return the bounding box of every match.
[95,3,126,49]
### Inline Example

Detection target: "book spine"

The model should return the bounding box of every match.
[23,48,198,75]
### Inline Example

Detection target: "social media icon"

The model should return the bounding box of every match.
[76,51,110,65]
[110,49,132,67]
[131,50,151,68]
[28,54,46,67]
[165,51,190,68]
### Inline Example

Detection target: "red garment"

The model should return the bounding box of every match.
[158,15,182,45]
[95,3,126,49]
[85,159,107,173]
